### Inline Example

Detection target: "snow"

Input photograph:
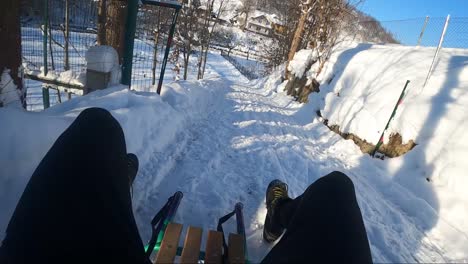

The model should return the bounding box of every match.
[287,49,316,79]
[0,70,22,108]
[85,45,121,86]
[308,43,468,261]
[85,46,119,73]
[1,47,468,263]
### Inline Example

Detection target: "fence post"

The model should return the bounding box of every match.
[423,14,450,88]
[64,0,70,71]
[42,0,50,109]
[417,16,429,46]
[372,80,411,157]
[121,0,138,86]
[156,8,180,95]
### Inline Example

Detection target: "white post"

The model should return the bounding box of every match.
[417,16,430,46]
[423,15,450,88]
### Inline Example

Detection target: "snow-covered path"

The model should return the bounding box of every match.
[1,51,466,262]
[130,54,463,263]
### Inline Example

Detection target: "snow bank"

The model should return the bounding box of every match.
[287,49,316,79]
[309,43,468,260]
[0,79,226,239]
[0,70,22,108]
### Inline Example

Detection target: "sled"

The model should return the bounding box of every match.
[145,192,247,264]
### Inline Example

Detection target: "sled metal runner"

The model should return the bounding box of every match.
[145,193,247,263]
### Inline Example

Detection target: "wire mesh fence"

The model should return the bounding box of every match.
[20,0,179,102]
[354,16,468,49]
[220,50,267,80]
[20,0,100,110]
[131,5,177,90]
[18,0,468,110]
[21,0,98,73]
[444,17,468,49]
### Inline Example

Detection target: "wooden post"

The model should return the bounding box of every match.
[0,0,24,107]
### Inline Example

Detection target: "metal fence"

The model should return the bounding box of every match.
[220,51,267,80]
[131,5,177,90]
[21,0,99,110]
[355,16,468,49]
[20,0,179,109]
[21,0,98,74]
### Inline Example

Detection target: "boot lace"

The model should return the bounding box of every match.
[271,186,286,209]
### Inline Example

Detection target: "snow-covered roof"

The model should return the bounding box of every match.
[250,10,284,26]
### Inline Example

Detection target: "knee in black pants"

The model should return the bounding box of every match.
[311,171,356,197]
[72,107,123,137]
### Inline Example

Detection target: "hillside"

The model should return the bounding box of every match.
[2,47,468,262]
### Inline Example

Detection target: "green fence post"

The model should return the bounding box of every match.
[121,0,138,86]
[371,80,410,157]
[156,9,180,94]
[42,0,50,109]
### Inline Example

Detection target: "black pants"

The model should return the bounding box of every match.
[261,171,373,263]
[1,108,371,264]
[0,108,149,264]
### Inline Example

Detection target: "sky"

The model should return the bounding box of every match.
[358,0,468,48]
[359,0,468,21]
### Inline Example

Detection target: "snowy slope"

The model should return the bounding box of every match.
[1,51,467,262]
[309,43,468,261]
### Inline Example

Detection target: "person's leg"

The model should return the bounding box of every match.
[261,171,372,264]
[0,108,148,264]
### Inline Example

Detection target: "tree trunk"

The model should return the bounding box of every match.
[64,0,70,71]
[284,0,315,80]
[48,18,55,70]
[197,1,212,80]
[183,50,190,80]
[200,0,223,79]
[152,30,160,86]
[106,0,128,64]
[0,0,24,108]
[197,45,204,80]
[97,0,107,45]
[183,57,189,80]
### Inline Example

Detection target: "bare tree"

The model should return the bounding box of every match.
[284,0,317,80]
[0,0,25,108]
[175,0,202,80]
[106,0,127,63]
[63,0,70,71]
[96,0,127,63]
[238,0,255,30]
[197,0,228,79]
[262,0,301,69]
[97,0,107,45]
[213,27,240,56]
[283,0,359,102]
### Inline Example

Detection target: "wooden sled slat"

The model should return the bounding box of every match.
[228,233,245,264]
[180,226,203,264]
[155,223,183,264]
[204,230,223,264]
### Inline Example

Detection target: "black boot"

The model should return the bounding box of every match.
[263,179,290,243]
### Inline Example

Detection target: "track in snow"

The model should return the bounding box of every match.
[132,53,454,263]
